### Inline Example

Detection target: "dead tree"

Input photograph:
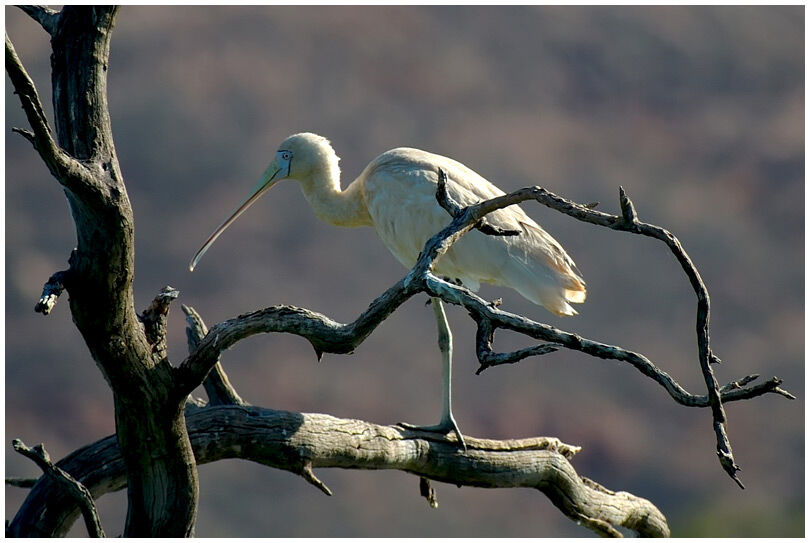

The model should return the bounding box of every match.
[5,6,792,538]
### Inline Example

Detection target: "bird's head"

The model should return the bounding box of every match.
[188,132,339,271]
[275,132,340,184]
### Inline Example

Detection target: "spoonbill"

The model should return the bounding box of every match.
[190,133,586,447]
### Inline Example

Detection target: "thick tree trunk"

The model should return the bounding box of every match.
[113,375,198,536]
[13,6,200,536]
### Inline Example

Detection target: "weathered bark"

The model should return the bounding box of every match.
[182,304,247,406]
[8,406,669,538]
[10,440,105,538]
[7,7,198,536]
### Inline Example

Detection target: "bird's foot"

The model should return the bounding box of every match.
[397,419,467,451]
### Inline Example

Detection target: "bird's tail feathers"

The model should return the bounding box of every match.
[565,287,587,304]
[504,253,586,316]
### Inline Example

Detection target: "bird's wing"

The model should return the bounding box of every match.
[361,148,586,313]
[436,156,586,295]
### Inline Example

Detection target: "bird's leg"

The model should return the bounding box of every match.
[399,298,467,450]
[432,297,461,441]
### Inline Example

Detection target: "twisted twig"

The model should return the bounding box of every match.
[12,439,105,537]
[431,173,796,486]
[426,273,788,408]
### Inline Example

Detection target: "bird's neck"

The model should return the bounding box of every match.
[299,171,372,228]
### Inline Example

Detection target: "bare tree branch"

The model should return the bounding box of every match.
[428,273,788,406]
[436,169,520,236]
[426,171,797,487]
[301,460,332,496]
[178,271,786,420]
[182,304,246,406]
[139,285,179,360]
[177,170,792,491]
[17,5,59,35]
[174,278,418,395]
[6,477,38,488]
[419,477,439,508]
[473,315,560,373]
[5,33,88,192]
[9,406,669,538]
[11,126,36,146]
[12,439,105,538]
[34,270,69,315]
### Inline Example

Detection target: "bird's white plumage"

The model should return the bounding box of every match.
[358,146,585,315]
[191,132,586,315]
[190,132,587,444]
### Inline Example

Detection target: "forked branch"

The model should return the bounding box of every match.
[432,171,793,487]
[427,274,791,407]
[11,439,105,538]
[5,33,87,191]
[182,304,246,406]
[178,170,792,491]
[18,6,60,35]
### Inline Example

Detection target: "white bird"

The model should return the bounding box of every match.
[190,133,586,447]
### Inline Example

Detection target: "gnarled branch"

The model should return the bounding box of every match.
[11,439,105,538]
[139,285,179,360]
[182,304,246,406]
[177,171,792,492]
[428,273,789,407]
[428,171,795,487]
[174,278,419,396]
[8,406,669,538]
[5,33,88,193]
[436,169,520,236]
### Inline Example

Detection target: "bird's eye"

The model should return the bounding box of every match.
[280,151,291,161]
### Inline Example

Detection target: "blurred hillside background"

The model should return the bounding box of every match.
[5,5,803,537]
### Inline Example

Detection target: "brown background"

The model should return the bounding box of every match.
[5,6,803,537]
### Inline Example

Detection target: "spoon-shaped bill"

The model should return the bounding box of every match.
[189,167,281,271]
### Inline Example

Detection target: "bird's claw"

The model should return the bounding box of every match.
[397,421,468,451]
